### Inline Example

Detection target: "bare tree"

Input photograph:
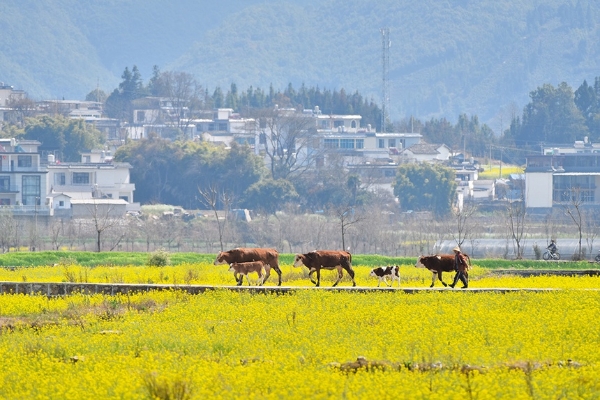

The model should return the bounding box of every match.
[252,107,319,180]
[83,201,123,252]
[448,201,478,248]
[0,211,15,252]
[149,69,204,137]
[505,199,527,259]
[583,208,600,259]
[49,218,67,250]
[562,187,585,260]
[198,185,234,251]
[332,205,365,251]
[7,95,37,126]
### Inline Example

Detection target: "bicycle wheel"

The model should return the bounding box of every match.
[543,251,550,260]
[554,252,560,260]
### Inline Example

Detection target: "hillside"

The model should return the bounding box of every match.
[2,0,600,126]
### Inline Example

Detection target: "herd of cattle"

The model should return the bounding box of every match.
[213,247,471,288]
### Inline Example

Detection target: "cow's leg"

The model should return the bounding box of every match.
[315,268,321,287]
[237,274,244,286]
[377,277,382,287]
[262,265,272,285]
[308,269,318,285]
[332,267,343,287]
[272,264,282,286]
[439,272,448,287]
[430,271,436,287]
[344,265,357,287]
[384,276,391,287]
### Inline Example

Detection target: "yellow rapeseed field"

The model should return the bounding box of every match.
[0,263,599,399]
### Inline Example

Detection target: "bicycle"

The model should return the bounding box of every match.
[543,250,560,261]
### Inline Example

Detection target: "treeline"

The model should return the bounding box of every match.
[211,83,383,131]
[99,66,382,130]
[112,136,386,213]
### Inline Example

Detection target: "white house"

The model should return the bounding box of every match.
[524,153,600,210]
[399,143,451,163]
[0,139,48,212]
[47,160,135,204]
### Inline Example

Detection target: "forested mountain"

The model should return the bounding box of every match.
[3,0,600,126]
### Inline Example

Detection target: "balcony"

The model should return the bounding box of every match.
[0,185,19,193]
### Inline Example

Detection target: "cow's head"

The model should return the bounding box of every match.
[214,251,227,265]
[228,263,235,272]
[415,256,426,268]
[369,267,383,277]
[293,254,305,267]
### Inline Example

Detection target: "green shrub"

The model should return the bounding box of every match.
[533,244,541,260]
[147,249,171,267]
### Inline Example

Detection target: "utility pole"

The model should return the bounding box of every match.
[380,28,391,133]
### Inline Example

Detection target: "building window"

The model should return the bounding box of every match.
[54,173,66,185]
[73,172,90,185]
[356,139,364,149]
[324,139,339,149]
[378,139,385,148]
[218,122,228,131]
[0,176,9,191]
[21,175,40,206]
[0,198,10,205]
[58,200,64,207]
[351,120,357,128]
[208,123,215,131]
[17,155,32,168]
[389,139,396,148]
[136,111,145,123]
[334,120,344,128]
[340,139,354,149]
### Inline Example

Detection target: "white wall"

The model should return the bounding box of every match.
[525,172,553,208]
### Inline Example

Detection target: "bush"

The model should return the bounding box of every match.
[533,244,541,260]
[147,249,171,267]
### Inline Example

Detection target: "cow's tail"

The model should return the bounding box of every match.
[465,254,472,270]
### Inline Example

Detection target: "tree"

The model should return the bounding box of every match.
[7,95,37,126]
[513,83,588,148]
[198,184,234,252]
[145,67,204,134]
[505,199,527,259]
[85,88,108,103]
[115,138,264,208]
[393,163,457,217]
[243,178,299,215]
[104,65,146,122]
[448,201,478,249]
[23,115,103,162]
[562,187,585,260]
[82,200,124,252]
[253,106,317,180]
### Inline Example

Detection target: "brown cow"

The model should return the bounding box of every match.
[214,248,281,286]
[415,254,471,287]
[228,261,266,286]
[293,250,356,287]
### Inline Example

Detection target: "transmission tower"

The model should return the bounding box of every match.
[380,28,391,133]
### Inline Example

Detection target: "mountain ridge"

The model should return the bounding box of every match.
[2,0,599,127]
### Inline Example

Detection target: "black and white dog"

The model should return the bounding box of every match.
[370,265,400,287]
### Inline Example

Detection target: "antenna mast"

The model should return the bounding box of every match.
[380,27,391,133]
